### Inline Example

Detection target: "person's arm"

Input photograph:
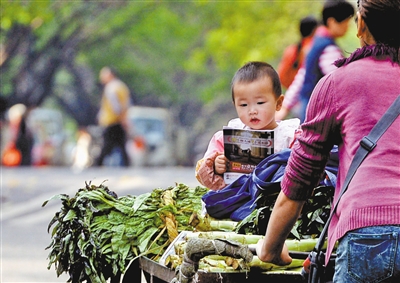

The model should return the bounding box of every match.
[256,191,305,265]
[195,131,227,191]
[275,68,306,120]
[260,70,339,265]
[318,45,342,75]
[195,152,226,191]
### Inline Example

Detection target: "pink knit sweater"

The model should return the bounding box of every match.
[281,56,400,263]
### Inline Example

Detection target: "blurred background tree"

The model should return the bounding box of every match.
[0,0,358,164]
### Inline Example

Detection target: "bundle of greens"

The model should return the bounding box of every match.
[43,181,208,283]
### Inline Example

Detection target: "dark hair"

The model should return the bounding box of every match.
[335,0,400,66]
[322,0,355,25]
[231,61,282,101]
[300,16,318,38]
[358,0,400,49]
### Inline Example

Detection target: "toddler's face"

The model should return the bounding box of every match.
[233,77,283,130]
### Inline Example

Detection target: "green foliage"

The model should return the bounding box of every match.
[185,2,323,92]
[1,0,359,132]
[0,0,53,31]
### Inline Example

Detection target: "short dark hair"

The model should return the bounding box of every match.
[322,0,355,25]
[300,16,318,38]
[231,61,282,101]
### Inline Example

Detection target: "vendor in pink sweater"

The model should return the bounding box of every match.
[256,0,400,281]
[195,61,301,191]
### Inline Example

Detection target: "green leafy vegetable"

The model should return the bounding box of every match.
[43,181,208,283]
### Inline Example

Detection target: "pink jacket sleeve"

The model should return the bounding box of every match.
[195,131,227,191]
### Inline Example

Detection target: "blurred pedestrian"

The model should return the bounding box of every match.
[0,96,9,145]
[276,0,355,121]
[277,15,318,90]
[0,96,8,121]
[71,127,92,171]
[15,106,34,166]
[2,103,34,166]
[95,66,131,167]
[256,0,400,282]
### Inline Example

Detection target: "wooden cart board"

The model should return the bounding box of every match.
[117,231,332,283]
[138,256,305,283]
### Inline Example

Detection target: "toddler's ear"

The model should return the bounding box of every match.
[276,95,284,111]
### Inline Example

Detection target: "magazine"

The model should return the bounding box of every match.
[223,127,274,184]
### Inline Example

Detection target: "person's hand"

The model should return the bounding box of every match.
[214,153,227,175]
[256,238,292,266]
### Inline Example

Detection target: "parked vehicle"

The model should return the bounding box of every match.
[126,106,187,167]
[27,108,71,166]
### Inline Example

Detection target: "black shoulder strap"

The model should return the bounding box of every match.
[314,95,400,252]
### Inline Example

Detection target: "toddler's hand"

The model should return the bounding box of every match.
[214,153,227,175]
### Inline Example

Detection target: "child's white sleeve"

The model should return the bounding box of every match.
[274,118,301,152]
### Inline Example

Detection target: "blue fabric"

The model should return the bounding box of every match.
[202,149,291,221]
[299,36,335,122]
[333,225,400,283]
[202,148,338,221]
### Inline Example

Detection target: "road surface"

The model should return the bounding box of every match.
[1,166,199,282]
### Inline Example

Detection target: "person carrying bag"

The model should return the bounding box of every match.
[255,1,400,282]
[303,95,400,283]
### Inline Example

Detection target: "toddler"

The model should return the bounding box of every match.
[196,61,301,191]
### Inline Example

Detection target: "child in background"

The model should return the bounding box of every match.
[195,61,301,191]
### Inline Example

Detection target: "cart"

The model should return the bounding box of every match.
[138,256,306,283]
[119,255,307,283]
[118,235,334,283]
